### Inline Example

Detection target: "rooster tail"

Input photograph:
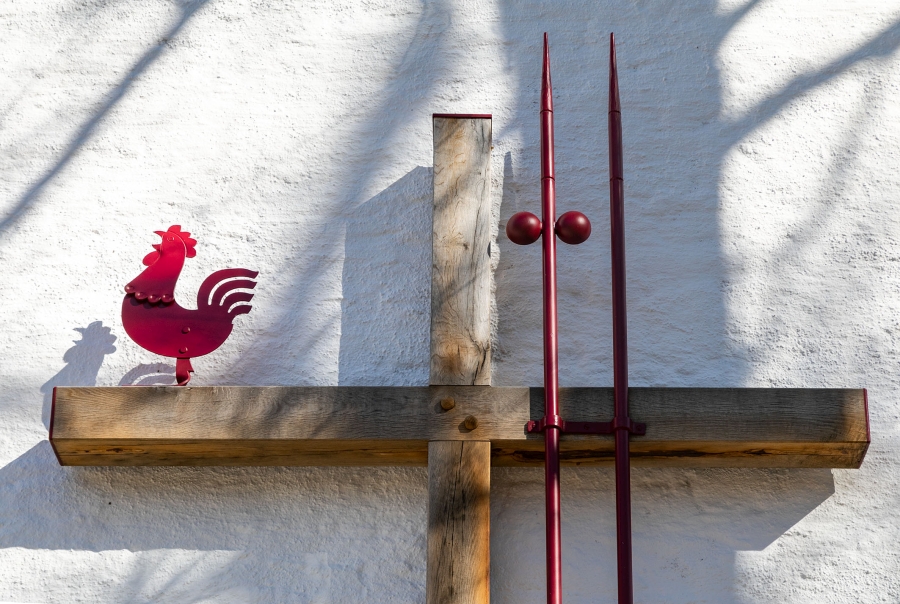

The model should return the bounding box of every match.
[197,268,259,317]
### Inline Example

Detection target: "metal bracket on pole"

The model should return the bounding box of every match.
[526,418,646,436]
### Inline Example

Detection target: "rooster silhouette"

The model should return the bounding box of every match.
[122,225,258,385]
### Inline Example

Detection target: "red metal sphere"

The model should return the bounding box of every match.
[506,211,542,245]
[555,211,591,244]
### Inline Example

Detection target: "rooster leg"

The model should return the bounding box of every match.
[176,358,194,386]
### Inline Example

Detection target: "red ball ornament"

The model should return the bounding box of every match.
[506,212,542,245]
[555,211,591,244]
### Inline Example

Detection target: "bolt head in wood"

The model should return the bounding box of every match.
[506,212,542,245]
[555,211,591,244]
[464,415,478,430]
[440,397,456,411]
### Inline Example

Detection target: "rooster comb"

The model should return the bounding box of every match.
[155,225,197,258]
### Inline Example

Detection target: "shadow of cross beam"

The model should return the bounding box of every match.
[49,116,869,604]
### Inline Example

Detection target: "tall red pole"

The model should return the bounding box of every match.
[608,32,634,604]
[539,32,563,604]
[506,33,596,604]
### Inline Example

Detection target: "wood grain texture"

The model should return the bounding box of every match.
[430,117,493,604]
[50,386,869,468]
[427,441,491,604]
[492,387,870,468]
[431,117,492,385]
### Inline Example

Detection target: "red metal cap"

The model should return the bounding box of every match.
[540,33,555,181]
[542,33,553,114]
[432,113,492,119]
[609,33,621,114]
[609,33,624,182]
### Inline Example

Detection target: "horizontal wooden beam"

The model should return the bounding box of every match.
[50,386,869,468]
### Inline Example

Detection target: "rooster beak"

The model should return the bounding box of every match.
[154,231,166,238]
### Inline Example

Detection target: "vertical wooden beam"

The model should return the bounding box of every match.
[428,115,492,604]
[428,441,491,603]
[431,115,493,386]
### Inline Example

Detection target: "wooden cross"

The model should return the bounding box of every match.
[50,115,869,604]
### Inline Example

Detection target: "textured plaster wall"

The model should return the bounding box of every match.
[1,1,899,602]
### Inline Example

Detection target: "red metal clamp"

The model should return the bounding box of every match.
[527,418,646,436]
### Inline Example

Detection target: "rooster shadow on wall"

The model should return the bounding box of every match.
[39,321,118,428]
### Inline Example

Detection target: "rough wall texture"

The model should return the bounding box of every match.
[1,0,899,602]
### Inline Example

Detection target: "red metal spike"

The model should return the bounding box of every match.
[609,34,621,115]
[539,31,563,604]
[542,33,553,114]
[506,34,596,604]
[609,31,636,604]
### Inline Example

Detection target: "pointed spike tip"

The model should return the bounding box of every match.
[609,32,620,114]
[542,33,553,112]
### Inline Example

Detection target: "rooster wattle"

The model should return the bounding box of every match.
[122,225,258,385]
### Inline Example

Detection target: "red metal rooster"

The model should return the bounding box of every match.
[122,225,258,386]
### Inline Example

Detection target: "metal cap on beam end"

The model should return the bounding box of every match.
[432,113,493,119]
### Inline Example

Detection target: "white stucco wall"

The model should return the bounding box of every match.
[2,0,899,602]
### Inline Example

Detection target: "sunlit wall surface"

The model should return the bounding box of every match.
[1,1,898,601]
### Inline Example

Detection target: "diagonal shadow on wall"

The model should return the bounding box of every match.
[0,441,422,602]
[3,4,452,601]
[10,1,897,602]
[0,0,211,233]
[220,0,454,389]
[491,2,899,603]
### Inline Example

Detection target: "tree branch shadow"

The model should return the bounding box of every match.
[0,0,211,233]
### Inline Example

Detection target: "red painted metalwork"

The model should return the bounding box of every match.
[122,225,258,386]
[509,32,646,604]
[555,211,592,245]
[527,416,644,436]
[863,388,871,448]
[539,34,563,604]
[609,32,640,604]
[507,33,595,604]
[48,387,63,465]
[431,113,493,119]
[507,211,542,245]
